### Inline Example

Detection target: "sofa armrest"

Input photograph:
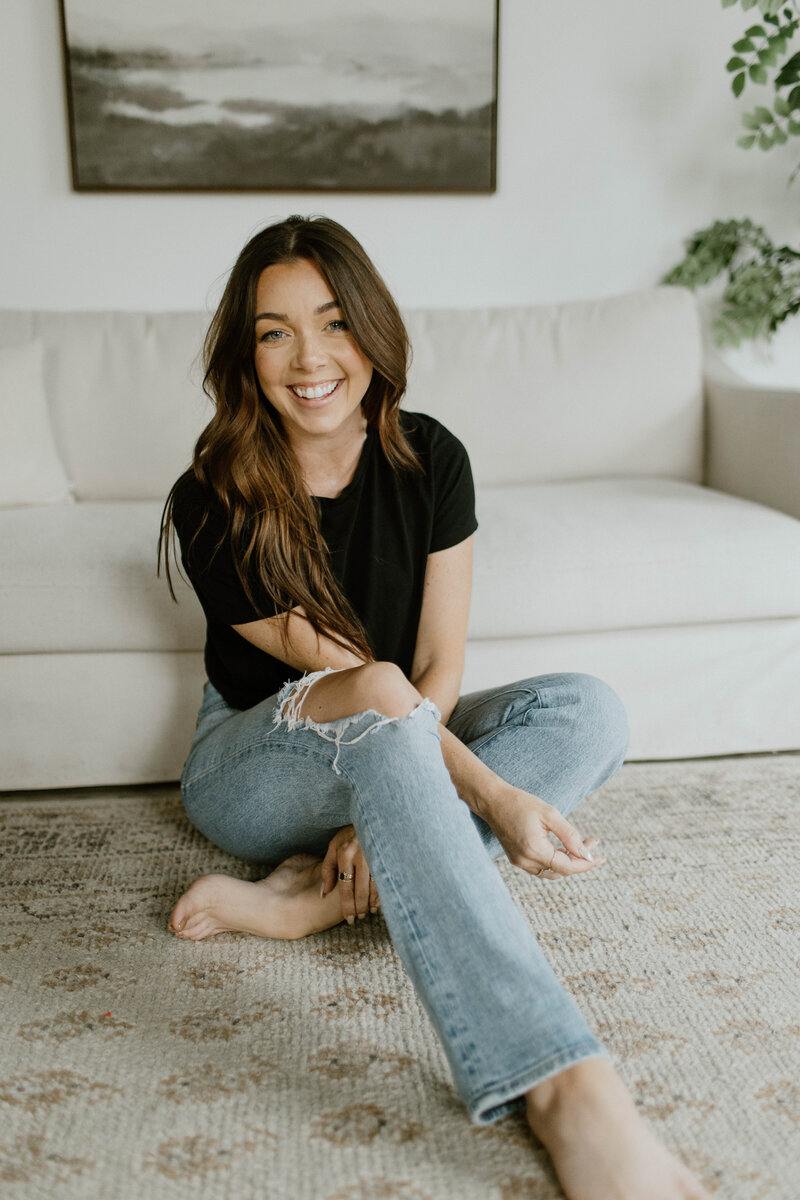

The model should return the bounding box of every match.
[705,377,800,521]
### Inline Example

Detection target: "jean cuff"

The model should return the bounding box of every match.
[466,1042,610,1126]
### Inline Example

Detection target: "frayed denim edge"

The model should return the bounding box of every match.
[273,669,440,775]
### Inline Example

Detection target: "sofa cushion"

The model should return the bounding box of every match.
[0,311,211,502]
[468,478,800,639]
[2,481,799,655]
[404,287,703,486]
[0,341,73,507]
[0,501,204,654]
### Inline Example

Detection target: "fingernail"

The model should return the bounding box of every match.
[346,915,354,925]
[370,906,378,914]
[357,912,366,920]
[579,847,594,861]
[320,883,326,898]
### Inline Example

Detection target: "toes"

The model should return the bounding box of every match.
[176,916,216,941]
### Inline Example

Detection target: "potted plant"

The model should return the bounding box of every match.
[664,0,800,353]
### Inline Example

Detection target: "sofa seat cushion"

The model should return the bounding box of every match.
[469,478,800,639]
[2,481,799,655]
[0,501,204,654]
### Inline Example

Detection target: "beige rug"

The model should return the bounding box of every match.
[1,754,799,1200]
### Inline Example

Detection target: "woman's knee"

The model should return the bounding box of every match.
[353,661,422,719]
[297,660,421,725]
[569,673,630,767]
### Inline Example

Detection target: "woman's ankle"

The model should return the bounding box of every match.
[525,1055,617,1121]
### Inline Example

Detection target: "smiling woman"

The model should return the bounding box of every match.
[156,216,710,1200]
[252,260,374,450]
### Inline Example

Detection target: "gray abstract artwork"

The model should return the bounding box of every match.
[59,0,498,192]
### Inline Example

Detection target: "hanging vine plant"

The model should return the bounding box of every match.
[664,0,800,346]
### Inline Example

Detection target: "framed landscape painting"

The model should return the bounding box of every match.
[58,0,498,192]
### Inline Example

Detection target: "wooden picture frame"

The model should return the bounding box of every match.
[58,0,499,193]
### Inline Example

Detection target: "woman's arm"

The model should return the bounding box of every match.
[408,536,473,724]
[232,606,368,673]
[408,537,599,874]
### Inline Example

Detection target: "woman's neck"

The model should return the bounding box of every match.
[288,413,369,499]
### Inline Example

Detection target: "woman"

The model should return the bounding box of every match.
[159,215,710,1199]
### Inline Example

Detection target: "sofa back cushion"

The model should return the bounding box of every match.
[404,286,703,485]
[0,310,212,501]
[0,286,703,499]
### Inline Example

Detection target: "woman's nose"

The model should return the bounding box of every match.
[292,332,327,370]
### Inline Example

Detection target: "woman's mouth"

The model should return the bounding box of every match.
[288,380,343,404]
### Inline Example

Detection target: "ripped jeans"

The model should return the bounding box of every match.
[180,671,630,1125]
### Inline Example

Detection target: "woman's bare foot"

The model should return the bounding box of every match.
[525,1057,712,1200]
[168,854,352,941]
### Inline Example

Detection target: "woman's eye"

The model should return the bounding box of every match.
[327,319,348,332]
[259,329,285,342]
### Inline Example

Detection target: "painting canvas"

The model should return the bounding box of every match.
[58,0,498,192]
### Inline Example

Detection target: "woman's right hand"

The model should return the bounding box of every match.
[320,825,380,923]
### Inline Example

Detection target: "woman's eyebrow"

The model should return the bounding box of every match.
[254,300,340,323]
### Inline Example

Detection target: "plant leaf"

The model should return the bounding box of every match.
[737,134,758,146]
[734,37,756,52]
[775,93,791,115]
[733,71,747,96]
[742,109,763,128]
[727,56,747,71]
[775,50,800,85]
[787,117,800,132]
[750,63,769,82]
[773,124,789,141]
[758,129,774,146]
[755,104,775,120]
[758,46,779,65]
[746,24,767,36]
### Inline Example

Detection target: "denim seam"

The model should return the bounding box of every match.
[182,730,347,788]
[451,685,540,723]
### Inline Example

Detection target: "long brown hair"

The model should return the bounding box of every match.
[159,215,420,660]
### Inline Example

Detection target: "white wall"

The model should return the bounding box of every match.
[1,0,797,316]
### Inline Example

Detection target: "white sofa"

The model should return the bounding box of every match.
[1,288,799,790]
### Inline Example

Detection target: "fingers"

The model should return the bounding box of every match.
[336,850,358,925]
[320,846,337,898]
[319,826,381,923]
[349,845,369,920]
[338,852,380,925]
[537,836,605,879]
[546,807,598,865]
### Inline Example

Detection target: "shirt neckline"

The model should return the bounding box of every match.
[314,424,375,507]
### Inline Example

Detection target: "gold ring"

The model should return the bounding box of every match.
[338,871,354,881]
[536,848,557,877]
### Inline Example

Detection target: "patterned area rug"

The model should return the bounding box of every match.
[1,755,799,1200]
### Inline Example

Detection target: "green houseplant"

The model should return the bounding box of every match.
[664,0,800,346]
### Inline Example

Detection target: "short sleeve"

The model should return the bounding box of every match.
[171,479,276,625]
[429,424,479,553]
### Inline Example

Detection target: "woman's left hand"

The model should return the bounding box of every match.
[320,825,380,924]
[484,785,605,879]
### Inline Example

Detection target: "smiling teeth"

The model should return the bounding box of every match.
[291,382,339,399]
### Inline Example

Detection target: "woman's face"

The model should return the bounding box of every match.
[253,258,374,443]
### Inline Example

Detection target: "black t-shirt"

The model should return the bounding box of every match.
[171,411,478,710]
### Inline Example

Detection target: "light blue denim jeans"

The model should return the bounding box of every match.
[180,672,629,1125]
